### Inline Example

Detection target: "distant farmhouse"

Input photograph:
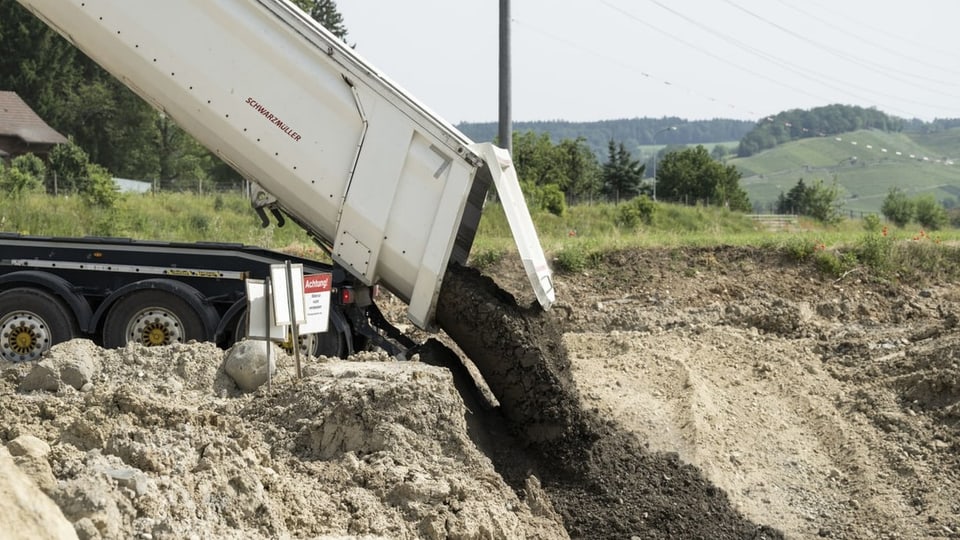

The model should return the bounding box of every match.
[0,91,153,193]
[0,91,68,163]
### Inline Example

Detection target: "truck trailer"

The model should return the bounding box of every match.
[1,0,554,362]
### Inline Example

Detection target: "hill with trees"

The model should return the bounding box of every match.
[732,128,960,215]
[458,118,754,159]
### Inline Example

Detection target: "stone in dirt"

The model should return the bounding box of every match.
[223,339,277,392]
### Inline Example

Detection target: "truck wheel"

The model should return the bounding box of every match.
[232,313,346,358]
[103,290,205,349]
[314,329,347,358]
[0,288,78,362]
[233,313,347,358]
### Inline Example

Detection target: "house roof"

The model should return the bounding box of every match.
[0,91,68,145]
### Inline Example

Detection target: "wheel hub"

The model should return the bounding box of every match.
[0,311,50,362]
[280,330,318,357]
[129,309,183,347]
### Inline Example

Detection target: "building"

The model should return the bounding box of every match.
[0,91,68,163]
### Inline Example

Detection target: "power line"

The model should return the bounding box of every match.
[641,0,934,117]
[721,0,960,95]
[514,1,960,121]
[772,0,960,81]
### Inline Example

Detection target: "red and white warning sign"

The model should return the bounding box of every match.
[300,273,332,334]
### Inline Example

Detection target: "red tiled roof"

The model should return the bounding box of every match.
[0,91,68,145]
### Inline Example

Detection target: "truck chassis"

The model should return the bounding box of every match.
[0,233,409,362]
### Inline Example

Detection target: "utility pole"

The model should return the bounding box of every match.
[498,0,512,153]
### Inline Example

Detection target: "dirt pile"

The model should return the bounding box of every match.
[546,246,960,539]
[436,264,782,539]
[4,245,960,539]
[0,340,565,539]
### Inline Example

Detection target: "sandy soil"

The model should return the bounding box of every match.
[3,245,960,539]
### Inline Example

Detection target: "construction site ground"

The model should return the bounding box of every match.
[2,245,960,539]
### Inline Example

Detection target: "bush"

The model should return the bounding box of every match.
[48,141,90,194]
[881,187,913,227]
[914,195,948,231]
[189,213,211,233]
[469,249,504,270]
[81,163,120,208]
[555,244,599,273]
[855,233,894,273]
[1,154,46,197]
[862,214,882,233]
[782,237,820,262]
[814,251,856,277]
[616,195,655,228]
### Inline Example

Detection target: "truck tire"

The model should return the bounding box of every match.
[313,329,347,359]
[103,290,206,349]
[232,313,347,358]
[0,288,78,362]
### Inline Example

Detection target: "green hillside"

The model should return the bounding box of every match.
[731,128,960,214]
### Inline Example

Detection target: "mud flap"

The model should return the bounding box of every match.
[471,142,556,310]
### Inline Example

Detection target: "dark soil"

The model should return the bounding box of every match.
[435,263,784,540]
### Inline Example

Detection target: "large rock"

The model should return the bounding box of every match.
[19,359,61,392]
[0,446,78,539]
[7,435,57,494]
[223,340,278,392]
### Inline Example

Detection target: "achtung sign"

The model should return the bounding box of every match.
[299,273,332,334]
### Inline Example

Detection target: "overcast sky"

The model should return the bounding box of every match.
[335,0,960,124]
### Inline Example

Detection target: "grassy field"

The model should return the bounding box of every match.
[4,191,960,282]
[731,128,960,214]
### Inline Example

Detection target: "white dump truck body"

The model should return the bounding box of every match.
[15,0,554,329]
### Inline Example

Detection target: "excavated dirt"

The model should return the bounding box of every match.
[435,264,780,539]
[3,245,960,539]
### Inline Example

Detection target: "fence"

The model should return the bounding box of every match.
[747,214,798,231]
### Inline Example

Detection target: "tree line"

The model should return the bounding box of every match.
[459,118,754,160]
[513,131,751,215]
[737,104,907,157]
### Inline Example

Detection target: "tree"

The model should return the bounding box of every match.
[558,137,601,203]
[804,179,843,224]
[513,131,568,189]
[776,179,808,214]
[47,141,89,194]
[291,0,349,40]
[711,144,730,161]
[776,178,843,223]
[881,187,914,227]
[601,140,645,203]
[80,162,120,208]
[656,145,750,211]
[0,2,83,129]
[512,131,601,208]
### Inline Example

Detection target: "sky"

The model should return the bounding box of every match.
[335,0,960,124]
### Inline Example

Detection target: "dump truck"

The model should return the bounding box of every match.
[1,0,554,363]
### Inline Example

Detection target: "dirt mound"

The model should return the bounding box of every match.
[5,244,960,539]
[1,341,565,539]
[436,264,781,539]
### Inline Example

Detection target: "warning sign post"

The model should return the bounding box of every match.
[300,273,332,334]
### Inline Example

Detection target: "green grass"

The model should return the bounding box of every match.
[5,191,960,285]
[0,191,321,254]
